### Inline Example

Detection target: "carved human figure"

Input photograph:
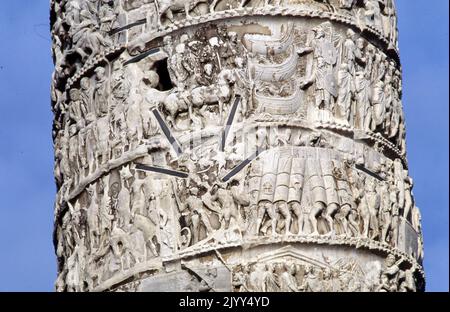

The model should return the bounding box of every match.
[365,177,380,240]
[86,184,100,250]
[383,71,394,135]
[182,187,214,244]
[210,183,237,231]
[126,89,144,149]
[363,0,383,31]
[80,77,95,120]
[378,255,403,292]
[322,159,340,235]
[347,208,361,237]
[96,116,110,165]
[279,263,299,292]
[262,263,279,292]
[77,128,88,172]
[98,176,114,243]
[379,181,392,243]
[301,23,339,114]
[304,157,327,236]
[304,266,323,292]
[288,158,305,234]
[333,166,354,236]
[337,63,355,124]
[116,166,133,229]
[68,125,80,179]
[94,67,109,117]
[67,3,112,62]
[255,200,277,236]
[140,71,162,138]
[342,29,358,75]
[69,88,87,130]
[99,0,116,36]
[167,38,192,89]
[131,174,148,217]
[403,177,414,221]
[390,190,400,247]
[399,266,417,292]
[354,40,372,130]
[85,124,97,174]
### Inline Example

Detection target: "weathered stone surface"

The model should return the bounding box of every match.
[51,0,424,292]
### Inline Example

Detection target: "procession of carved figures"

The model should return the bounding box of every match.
[232,254,419,292]
[54,144,423,291]
[51,1,423,292]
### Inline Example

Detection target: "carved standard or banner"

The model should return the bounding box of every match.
[51,0,424,292]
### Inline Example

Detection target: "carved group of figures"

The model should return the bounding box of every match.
[232,254,418,292]
[54,59,165,189]
[300,23,405,151]
[55,165,181,291]
[244,153,419,246]
[156,26,248,129]
[249,21,405,151]
[163,144,421,258]
[51,0,122,80]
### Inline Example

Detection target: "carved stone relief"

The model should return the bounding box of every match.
[51,0,424,292]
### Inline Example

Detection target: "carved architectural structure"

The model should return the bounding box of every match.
[51,0,425,292]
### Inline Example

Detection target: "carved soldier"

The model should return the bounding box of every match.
[304,157,327,236]
[333,166,354,236]
[288,157,306,234]
[321,159,340,235]
[255,200,277,236]
[182,187,214,244]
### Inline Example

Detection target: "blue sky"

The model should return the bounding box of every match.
[0,0,448,291]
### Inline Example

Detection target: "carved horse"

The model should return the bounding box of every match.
[155,0,207,26]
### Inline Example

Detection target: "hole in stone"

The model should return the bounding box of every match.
[153,59,173,91]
